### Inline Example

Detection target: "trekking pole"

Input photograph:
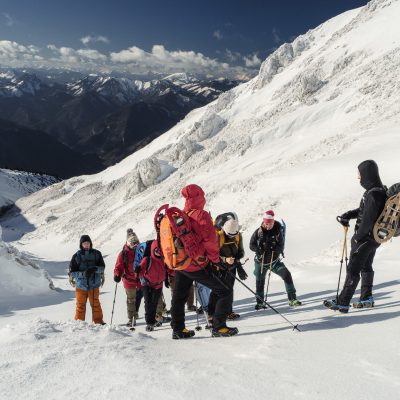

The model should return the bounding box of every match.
[265,251,274,301]
[336,223,348,303]
[110,282,118,325]
[194,282,202,331]
[226,268,301,332]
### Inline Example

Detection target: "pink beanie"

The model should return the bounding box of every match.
[263,210,275,223]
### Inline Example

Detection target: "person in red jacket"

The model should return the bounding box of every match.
[170,184,238,339]
[135,240,167,332]
[113,229,141,327]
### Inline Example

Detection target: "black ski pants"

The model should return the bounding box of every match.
[142,286,162,325]
[171,267,233,331]
[338,237,379,306]
[208,267,236,316]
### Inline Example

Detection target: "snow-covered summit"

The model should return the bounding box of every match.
[0,70,42,97]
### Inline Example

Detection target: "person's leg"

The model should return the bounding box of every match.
[155,291,165,321]
[186,284,196,311]
[226,268,237,316]
[75,288,88,321]
[338,241,378,306]
[273,261,296,301]
[88,288,104,324]
[125,288,137,322]
[187,269,233,330]
[146,288,162,326]
[360,245,377,300]
[254,260,267,303]
[171,271,194,331]
[135,289,143,315]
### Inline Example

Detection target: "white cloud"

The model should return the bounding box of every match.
[0,39,256,80]
[80,35,110,45]
[110,44,232,76]
[48,44,108,63]
[243,53,262,68]
[0,40,40,61]
[2,13,18,27]
[213,30,223,40]
[225,49,242,62]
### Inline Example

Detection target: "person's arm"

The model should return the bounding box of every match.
[249,229,259,253]
[69,253,79,273]
[354,193,381,242]
[341,208,359,220]
[113,252,124,277]
[237,233,245,260]
[198,210,220,263]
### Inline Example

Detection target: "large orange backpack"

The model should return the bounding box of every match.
[154,204,207,270]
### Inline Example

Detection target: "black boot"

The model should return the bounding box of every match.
[360,271,374,301]
[172,328,195,339]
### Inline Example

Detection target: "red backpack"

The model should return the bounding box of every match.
[154,204,207,270]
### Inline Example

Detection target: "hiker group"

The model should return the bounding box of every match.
[68,159,399,338]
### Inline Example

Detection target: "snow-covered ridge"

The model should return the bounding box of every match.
[12,0,400,261]
[0,169,57,211]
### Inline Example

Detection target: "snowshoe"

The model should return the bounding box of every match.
[323,299,350,314]
[288,299,302,307]
[146,324,154,332]
[211,326,239,337]
[255,303,267,310]
[227,312,240,320]
[172,328,195,339]
[353,297,375,309]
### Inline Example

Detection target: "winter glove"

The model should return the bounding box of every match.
[237,265,248,281]
[164,275,170,289]
[336,215,350,227]
[114,275,121,283]
[100,273,105,287]
[68,273,76,288]
[85,267,97,278]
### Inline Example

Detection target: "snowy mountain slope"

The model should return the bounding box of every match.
[11,0,400,258]
[0,168,57,211]
[1,1,400,399]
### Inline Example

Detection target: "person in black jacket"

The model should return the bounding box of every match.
[324,160,386,313]
[208,215,247,322]
[249,210,301,309]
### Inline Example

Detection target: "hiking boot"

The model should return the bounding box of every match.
[323,299,350,314]
[227,312,240,320]
[154,320,163,327]
[288,299,302,307]
[172,328,195,339]
[197,306,204,314]
[353,296,375,309]
[255,303,267,310]
[146,324,154,332]
[186,305,198,312]
[162,316,172,323]
[211,326,239,337]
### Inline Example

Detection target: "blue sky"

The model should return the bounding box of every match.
[0,0,369,78]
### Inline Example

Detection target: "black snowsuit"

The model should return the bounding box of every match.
[338,160,386,306]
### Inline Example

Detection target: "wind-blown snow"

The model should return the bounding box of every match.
[1,1,400,399]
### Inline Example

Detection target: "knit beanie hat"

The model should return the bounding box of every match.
[126,229,139,246]
[222,218,239,236]
[263,210,275,224]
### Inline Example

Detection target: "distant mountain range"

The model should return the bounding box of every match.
[0,69,240,177]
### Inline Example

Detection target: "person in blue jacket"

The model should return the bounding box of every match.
[69,234,106,324]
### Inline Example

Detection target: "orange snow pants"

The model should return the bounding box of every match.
[75,288,104,324]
